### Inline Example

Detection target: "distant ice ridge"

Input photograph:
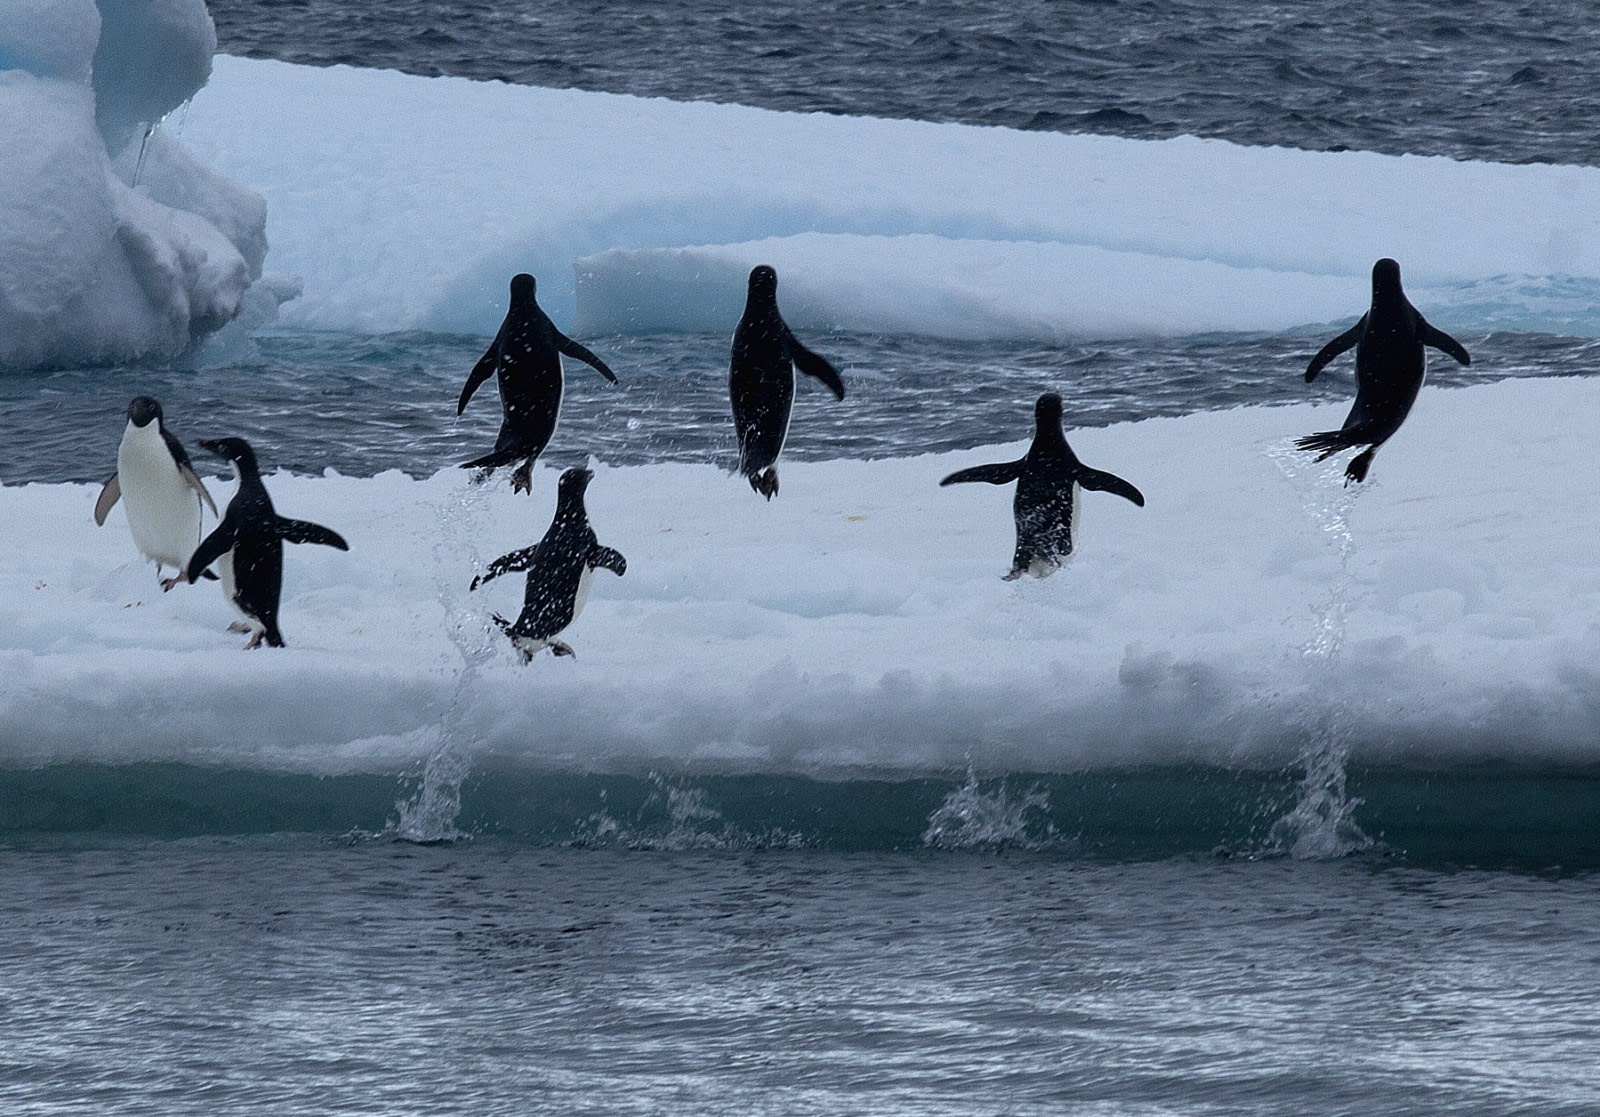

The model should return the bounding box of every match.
[3,377,1599,777]
[0,0,269,370]
[172,55,1600,341]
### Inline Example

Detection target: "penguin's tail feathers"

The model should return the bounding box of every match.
[748,468,779,500]
[460,449,525,471]
[1293,429,1360,462]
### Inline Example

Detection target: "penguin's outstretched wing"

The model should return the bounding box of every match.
[1304,316,1367,383]
[784,329,845,400]
[186,521,240,584]
[1419,319,1471,366]
[93,474,121,525]
[457,333,503,415]
[940,460,1025,486]
[276,518,349,550]
[471,545,540,590]
[590,545,627,576]
[1077,467,1146,507]
[556,334,619,384]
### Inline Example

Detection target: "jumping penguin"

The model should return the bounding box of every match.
[729,265,845,499]
[940,393,1145,580]
[457,273,619,494]
[182,438,349,649]
[94,396,219,590]
[470,467,626,661]
[1296,257,1471,484]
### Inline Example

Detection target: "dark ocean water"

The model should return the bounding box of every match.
[6,328,1598,484]
[210,0,1600,166]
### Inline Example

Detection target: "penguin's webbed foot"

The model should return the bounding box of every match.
[749,468,779,500]
[243,631,264,650]
[1345,449,1376,485]
[550,640,576,658]
[1002,569,1024,582]
[227,622,252,634]
[160,575,182,592]
[511,462,534,495]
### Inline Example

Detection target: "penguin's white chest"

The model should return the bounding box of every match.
[116,424,201,569]
[569,565,596,624]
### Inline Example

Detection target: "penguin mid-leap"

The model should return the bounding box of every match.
[1296,257,1470,484]
[94,396,219,590]
[469,467,625,661]
[457,273,619,494]
[940,393,1145,580]
[729,265,845,499]
[182,438,349,649]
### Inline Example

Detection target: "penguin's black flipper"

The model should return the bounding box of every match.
[940,460,1025,486]
[176,462,218,517]
[472,545,540,590]
[276,518,349,551]
[786,331,845,401]
[591,546,627,577]
[186,522,240,584]
[93,474,121,525]
[1420,320,1471,366]
[1304,315,1366,383]
[457,334,502,415]
[556,334,619,384]
[1078,467,1146,507]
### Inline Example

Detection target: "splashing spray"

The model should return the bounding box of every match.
[922,765,1053,850]
[1263,444,1375,858]
[388,478,498,843]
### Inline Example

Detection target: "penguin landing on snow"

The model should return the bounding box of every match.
[181,438,349,649]
[458,273,619,494]
[1296,257,1470,484]
[729,265,845,499]
[940,393,1145,580]
[94,396,219,590]
[469,467,625,661]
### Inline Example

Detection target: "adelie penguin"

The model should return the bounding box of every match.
[940,393,1145,580]
[94,396,220,590]
[729,265,845,499]
[1297,257,1471,484]
[180,438,349,649]
[470,467,625,661]
[458,273,619,494]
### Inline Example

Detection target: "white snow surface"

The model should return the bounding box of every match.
[4,377,1599,778]
[0,0,262,370]
[173,55,1600,340]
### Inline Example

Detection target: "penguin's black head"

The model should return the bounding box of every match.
[748,265,778,298]
[1372,258,1403,297]
[510,273,537,302]
[127,396,162,428]
[199,437,259,471]
[1035,392,1064,424]
[557,467,594,496]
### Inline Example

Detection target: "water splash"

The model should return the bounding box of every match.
[387,479,497,843]
[1263,442,1375,859]
[571,776,806,850]
[922,767,1053,851]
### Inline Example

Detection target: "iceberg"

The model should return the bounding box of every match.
[0,0,265,371]
[171,56,1600,341]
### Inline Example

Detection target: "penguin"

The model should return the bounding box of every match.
[94,396,219,590]
[181,438,349,649]
[729,265,845,499]
[457,273,619,494]
[1296,257,1471,484]
[469,467,625,661]
[940,393,1144,580]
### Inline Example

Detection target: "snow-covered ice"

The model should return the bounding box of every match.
[0,0,264,370]
[4,377,1597,778]
[171,56,1600,340]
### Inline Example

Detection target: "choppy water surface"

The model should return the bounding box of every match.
[4,328,1597,484]
[1,843,1597,1116]
[211,0,1600,166]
